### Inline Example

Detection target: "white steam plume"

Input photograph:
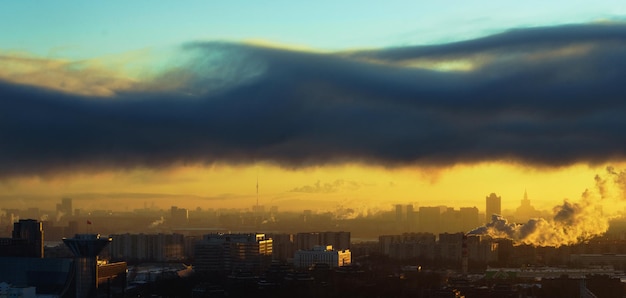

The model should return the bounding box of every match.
[469,167,624,247]
[148,216,165,228]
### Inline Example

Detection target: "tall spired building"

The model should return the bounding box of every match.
[485,193,502,224]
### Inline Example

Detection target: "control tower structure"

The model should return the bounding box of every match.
[63,234,112,298]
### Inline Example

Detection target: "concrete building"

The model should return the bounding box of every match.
[194,233,272,274]
[459,207,480,232]
[485,193,502,224]
[418,207,441,233]
[294,231,350,251]
[170,206,189,227]
[294,245,351,268]
[381,233,436,260]
[0,219,43,258]
[56,198,73,218]
[109,233,185,262]
[267,233,295,261]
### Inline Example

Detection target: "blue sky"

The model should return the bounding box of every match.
[1,1,624,58]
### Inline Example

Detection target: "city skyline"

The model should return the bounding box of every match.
[2,3,626,219]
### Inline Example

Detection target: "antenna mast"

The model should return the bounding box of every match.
[256,174,259,208]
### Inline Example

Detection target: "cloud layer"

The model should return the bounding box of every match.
[2,23,626,177]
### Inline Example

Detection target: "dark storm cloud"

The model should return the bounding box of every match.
[2,23,626,177]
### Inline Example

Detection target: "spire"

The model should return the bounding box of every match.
[524,189,528,201]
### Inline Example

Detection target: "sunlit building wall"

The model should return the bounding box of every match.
[294,245,351,268]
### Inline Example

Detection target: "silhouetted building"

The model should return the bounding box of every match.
[109,233,185,262]
[514,190,541,222]
[418,207,441,233]
[395,204,405,222]
[321,231,351,251]
[294,245,351,268]
[459,207,480,232]
[56,198,72,218]
[296,232,320,251]
[438,232,464,263]
[194,233,272,274]
[170,206,189,227]
[380,233,436,260]
[0,219,43,258]
[294,231,350,251]
[485,193,501,223]
[267,233,295,261]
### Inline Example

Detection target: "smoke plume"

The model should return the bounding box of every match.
[469,167,624,247]
[148,216,165,228]
[55,211,65,222]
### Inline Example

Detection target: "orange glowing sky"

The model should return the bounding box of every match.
[1,162,622,214]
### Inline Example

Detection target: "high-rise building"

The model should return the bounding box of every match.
[56,198,73,217]
[109,233,185,262]
[266,233,295,261]
[485,193,502,224]
[194,233,272,274]
[170,206,189,227]
[395,204,405,222]
[295,232,321,251]
[514,190,541,222]
[0,219,44,258]
[418,207,441,233]
[459,207,480,232]
[321,231,351,251]
[295,231,351,251]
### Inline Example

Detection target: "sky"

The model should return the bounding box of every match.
[2,1,626,217]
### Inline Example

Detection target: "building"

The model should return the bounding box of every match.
[267,233,295,261]
[294,245,351,268]
[514,190,541,222]
[56,198,72,218]
[459,207,480,232]
[294,231,350,251]
[63,234,113,298]
[379,233,436,260]
[395,204,405,222]
[485,193,501,224]
[170,206,189,227]
[418,207,441,233]
[109,233,185,262]
[0,219,43,258]
[194,233,272,274]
